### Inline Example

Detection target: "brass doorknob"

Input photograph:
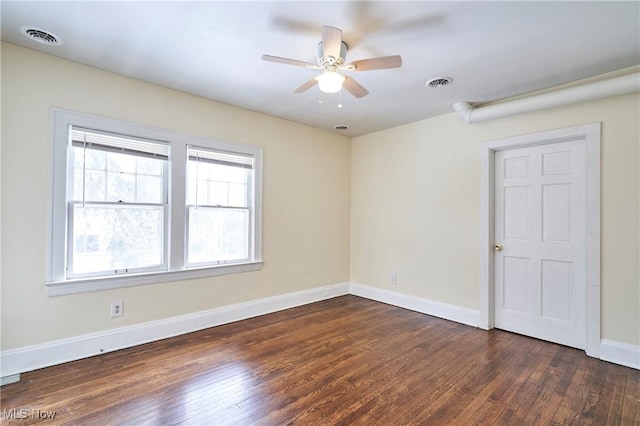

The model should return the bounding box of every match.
[494,244,503,251]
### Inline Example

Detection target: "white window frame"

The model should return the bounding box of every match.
[184,145,254,268]
[47,109,263,296]
[66,127,171,279]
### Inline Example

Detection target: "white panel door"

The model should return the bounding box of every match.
[494,140,586,349]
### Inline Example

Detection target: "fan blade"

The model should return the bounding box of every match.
[322,26,342,60]
[293,78,318,94]
[348,55,402,71]
[262,55,316,68]
[343,76,369,98]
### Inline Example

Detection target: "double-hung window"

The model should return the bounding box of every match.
[48,109,263,295]
[68,128,169,278]
[186,146,254,266]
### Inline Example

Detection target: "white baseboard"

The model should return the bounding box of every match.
[600,339,640,370]
[3,281,637,383]
[349,282,480,327]
[0,374,20,386]
[349,283,640,370]
[0,282,349,380]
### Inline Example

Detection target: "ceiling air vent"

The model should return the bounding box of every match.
[426,77,453,88]
[20,26,62,46]
[334,125,349,131]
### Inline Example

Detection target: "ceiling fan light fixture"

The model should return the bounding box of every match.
[316,71,345,93]
[262,25,401,99]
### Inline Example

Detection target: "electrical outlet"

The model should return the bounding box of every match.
[110,300,124,318]
[390,273,397,286]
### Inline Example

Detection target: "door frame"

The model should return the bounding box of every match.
[480,123,601,358]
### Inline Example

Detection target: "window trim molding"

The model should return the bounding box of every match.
[46,261,264,296]
[47,108,263,296]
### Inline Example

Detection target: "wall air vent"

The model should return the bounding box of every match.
[20,26,62,46]
[426,77,453,88]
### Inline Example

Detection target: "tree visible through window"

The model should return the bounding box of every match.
[48,110,263,294]
[69,128,168,277]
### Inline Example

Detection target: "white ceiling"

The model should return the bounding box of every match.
[2,1,639,137]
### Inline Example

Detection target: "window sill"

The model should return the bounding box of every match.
[46,261,263,296]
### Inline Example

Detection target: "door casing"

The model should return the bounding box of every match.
[480,123,601,358]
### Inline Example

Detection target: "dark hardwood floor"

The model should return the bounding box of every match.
[1,295,639,425]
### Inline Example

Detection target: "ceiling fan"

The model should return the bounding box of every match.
[262,26,402,98]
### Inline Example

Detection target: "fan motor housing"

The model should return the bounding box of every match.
[317,41,348,67]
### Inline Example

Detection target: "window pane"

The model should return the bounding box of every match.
[187,207,249,264]
[107,172,135,202]
[73,146,106,170]
[73,170,107,202]
[186,161,249,207]
[209,163,229,181]
[228,167,247,183]
[186,176,197,205]
[73,147,165,203]
[85,149,106,170]
[210,181,228,206]
[73,169,84,201]
[71,205,164,275]
[228,182,248,207]
[74,146,83,168]
[89,170,107,200]
[136,175,163,204]
[107,152,136,173]
[136,156,162,175]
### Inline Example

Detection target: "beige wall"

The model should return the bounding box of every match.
[0,43,351,349]
[351,92,640,345]
[2,41,638,353]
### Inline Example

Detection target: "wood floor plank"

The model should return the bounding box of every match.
[620,370,640,424]
[372,330,516,425]
[446,341,538,424]
[1,295,638,425]
[226,305,435,424]
[409,335,528,423]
